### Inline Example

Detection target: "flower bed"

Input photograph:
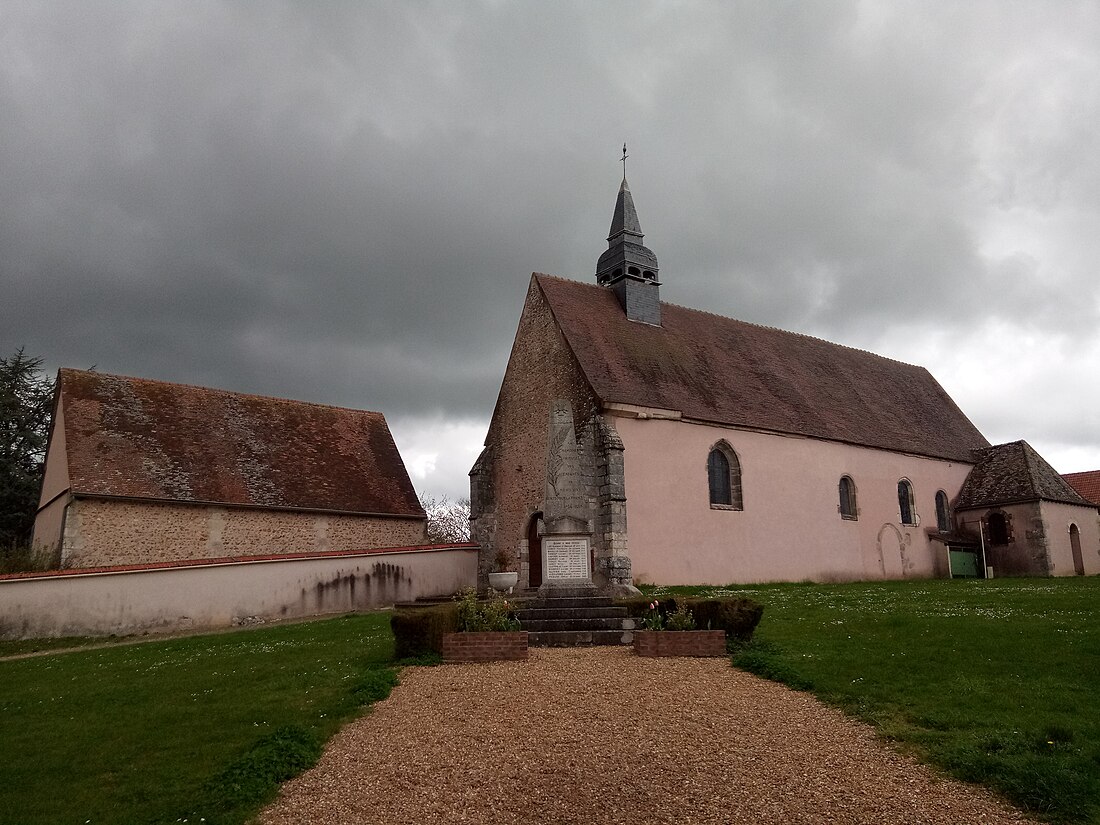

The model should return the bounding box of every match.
[633,630,726,658]
[442,631,529,662]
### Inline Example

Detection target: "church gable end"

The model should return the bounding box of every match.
[473,277,607,589]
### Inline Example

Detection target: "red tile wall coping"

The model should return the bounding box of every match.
[442,631,529,663]
[0,542,479,582]
[633,630,727,658]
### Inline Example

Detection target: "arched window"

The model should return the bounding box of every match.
[839,476,857,520]
[897,479,916,525]
[987,512,1009,546]
[708,443,742,510]
[935,490,951,533]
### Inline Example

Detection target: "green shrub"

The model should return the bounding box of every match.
[666,603,696,631]
[685,598,764,641]
[390,602,460,658]
[456,588,520,632]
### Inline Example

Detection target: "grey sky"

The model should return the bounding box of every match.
[3,1,1098,500]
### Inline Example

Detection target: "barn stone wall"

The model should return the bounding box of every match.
[59,498,427,569]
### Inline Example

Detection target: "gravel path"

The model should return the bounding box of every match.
[259,647,1036,825]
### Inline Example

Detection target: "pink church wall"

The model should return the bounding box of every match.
[614,415,974,585]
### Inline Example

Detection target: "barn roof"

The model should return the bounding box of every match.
[534,274,988,462]
[1062,470,1100,507]
[955,440,1092,509]
[55,369,424,517]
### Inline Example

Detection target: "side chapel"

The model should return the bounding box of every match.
[469,170,1100,589]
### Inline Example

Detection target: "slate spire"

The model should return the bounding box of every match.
[595,151,661,325]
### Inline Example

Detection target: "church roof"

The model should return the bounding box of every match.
[954,440,1092,509]
[1062,470,1100,507]
[534,274,989,462]
[54,369,424,517]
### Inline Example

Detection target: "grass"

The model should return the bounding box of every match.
[8,580,1099,823]
[0,612,397,825]
[645,577,1100,823]
[0,633,110,658]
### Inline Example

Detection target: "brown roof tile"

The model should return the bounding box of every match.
[535,275,988,461]
[955,441,1092,509]
[57,369,424,516]
[1063,470,1100,507]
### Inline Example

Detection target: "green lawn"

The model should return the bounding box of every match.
[647,577,1100,823]
[6,581,1100,824]
[0,613,397,825]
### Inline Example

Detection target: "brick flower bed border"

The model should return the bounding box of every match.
[442,631,529,663]
[633,630,726,658]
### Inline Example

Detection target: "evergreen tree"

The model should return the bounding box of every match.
[0,349,55,548]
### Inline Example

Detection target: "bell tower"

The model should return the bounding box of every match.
[595,145,661,325]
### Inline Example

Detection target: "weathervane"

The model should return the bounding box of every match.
[621,142,628,179]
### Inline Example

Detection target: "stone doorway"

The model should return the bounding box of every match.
[527,512,543,588]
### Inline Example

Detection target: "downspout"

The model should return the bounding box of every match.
[979,519,989,579]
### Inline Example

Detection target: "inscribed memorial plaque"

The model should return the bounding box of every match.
[544,537,591,580]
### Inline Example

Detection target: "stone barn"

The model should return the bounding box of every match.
[33,369,427,568]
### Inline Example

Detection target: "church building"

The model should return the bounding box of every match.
[470,173,1100,589]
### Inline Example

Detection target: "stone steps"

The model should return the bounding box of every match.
[524,596,616,609]
[520,617,628,632]
[516,590,634,647]
[515,606,627,621]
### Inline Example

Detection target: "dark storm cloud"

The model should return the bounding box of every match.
[2,1,1099,495]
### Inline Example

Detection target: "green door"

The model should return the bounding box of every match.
[949,549,980,578]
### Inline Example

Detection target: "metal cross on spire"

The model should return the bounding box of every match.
[621,142,628,180]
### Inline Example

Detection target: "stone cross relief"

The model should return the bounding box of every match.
[543,400,587,527]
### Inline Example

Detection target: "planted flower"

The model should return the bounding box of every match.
[641,600,665,631]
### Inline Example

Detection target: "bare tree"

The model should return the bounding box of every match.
[419,493,471,544]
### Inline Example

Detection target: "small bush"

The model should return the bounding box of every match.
[686,598,764,642]
[456,588,520,632]
[390,603,460,658]
[666,604,696,631]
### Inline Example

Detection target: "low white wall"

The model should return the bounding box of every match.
[0,545,478,640]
